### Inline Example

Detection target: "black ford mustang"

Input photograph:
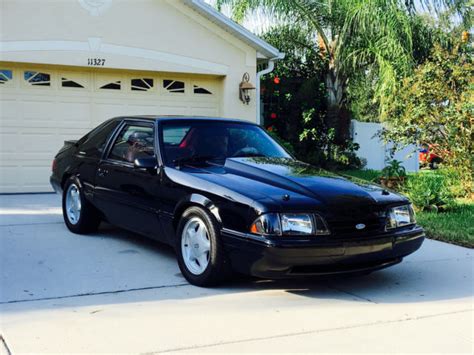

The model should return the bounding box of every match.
[51,116,424,286]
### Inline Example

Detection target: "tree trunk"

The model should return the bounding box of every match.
[325,69,351,145]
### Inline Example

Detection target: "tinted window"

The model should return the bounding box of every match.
[0,69,13,84]
[62,77,84,88]
[100,81,121,90]
[24,71,50,86]
[193,85,212,95]
[80,120,120,157]
[131,78,154,91]
[163,80,185,93]
[160,121,291,166]
[163,126,190,145]
[108,124,155,163]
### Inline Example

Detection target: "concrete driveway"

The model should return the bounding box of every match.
[0,194,472,354]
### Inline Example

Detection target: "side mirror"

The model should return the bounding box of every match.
[133,156,158,173]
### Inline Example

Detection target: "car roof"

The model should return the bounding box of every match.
[111,115,259,126]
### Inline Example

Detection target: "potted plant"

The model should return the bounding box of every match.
[380,160,406,189]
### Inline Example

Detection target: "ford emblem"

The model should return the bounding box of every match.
[355,223,366,230]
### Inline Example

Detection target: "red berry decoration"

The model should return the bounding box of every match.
[273,76,280,84]
[270,113,277,119]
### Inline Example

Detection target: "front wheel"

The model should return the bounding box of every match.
[62,177,101,234]
[176,206,231,286]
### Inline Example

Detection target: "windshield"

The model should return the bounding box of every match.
[160,120,291,166]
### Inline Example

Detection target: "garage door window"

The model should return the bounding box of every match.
[131,78,154,91]
[193,85,212,95]
[24,71,51,86]
[163,80,185,93]
[0,70,12,84]
[100,81,121,90]
[61,77,84,88]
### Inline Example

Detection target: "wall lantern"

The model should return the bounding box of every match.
[239,72,255,105]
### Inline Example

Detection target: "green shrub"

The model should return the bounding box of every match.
[383,41,473,195]
[381,160,406,179]
[403,170,456,211]
[438,167,467,198]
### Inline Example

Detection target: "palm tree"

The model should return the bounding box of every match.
[215,0,471,142]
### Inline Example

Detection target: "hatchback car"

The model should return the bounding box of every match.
[51,116,425,286]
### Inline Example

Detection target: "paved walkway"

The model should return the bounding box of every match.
[0,194,472,354]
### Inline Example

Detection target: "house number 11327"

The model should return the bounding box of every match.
[87,58,106,66]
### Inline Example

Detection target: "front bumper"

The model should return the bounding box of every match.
[221,225,425,278]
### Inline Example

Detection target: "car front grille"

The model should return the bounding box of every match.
[325,204,387,238]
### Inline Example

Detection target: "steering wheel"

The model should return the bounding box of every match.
[232,146,259,157]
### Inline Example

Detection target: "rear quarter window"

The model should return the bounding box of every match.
[79,120,120,157]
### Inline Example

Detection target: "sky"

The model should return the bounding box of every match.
[204,0,452,34]
[204,0,278,34]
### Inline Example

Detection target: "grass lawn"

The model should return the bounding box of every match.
[416,199,474,248]
[340,169,474,248]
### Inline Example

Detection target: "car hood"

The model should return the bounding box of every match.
[181,157,408,209]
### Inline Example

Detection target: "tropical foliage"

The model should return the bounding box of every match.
[382,38,473,193]
[259,26,361,169]
[215,0,471,141]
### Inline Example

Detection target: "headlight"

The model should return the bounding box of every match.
[386,204,416,230]
[249,213,281,236]
[281,213,313,235]
[250,213,330,236]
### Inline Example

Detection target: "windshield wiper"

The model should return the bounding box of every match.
[173,155,222,167]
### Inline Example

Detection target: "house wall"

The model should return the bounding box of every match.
[0,0,258,121]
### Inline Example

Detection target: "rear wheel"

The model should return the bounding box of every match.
[62,177,101,234]
[176,206,231,286]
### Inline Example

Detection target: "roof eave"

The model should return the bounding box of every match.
[182,0,284,60]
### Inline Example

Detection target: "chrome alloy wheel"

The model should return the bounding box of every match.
[181,217,211,275]
[65,183,82,225]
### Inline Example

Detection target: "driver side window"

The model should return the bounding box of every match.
[229,128,260,155]
[108,123,155,163]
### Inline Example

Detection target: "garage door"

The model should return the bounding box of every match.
[0,64,221,193]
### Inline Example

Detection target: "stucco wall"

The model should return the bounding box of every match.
[0,0,258,121]
[351,120,419,172]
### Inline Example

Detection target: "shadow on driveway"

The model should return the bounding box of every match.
[1,194,472,313]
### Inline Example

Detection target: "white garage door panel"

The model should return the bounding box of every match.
[127,104,166,116]
[56,103,92,127]
[23,101,53,120]
[158,105,190,115]
[0,65,221,193]
[0,99,18,121]
[0,167,18,191]
[0,131,17,154]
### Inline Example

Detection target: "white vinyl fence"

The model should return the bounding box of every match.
[351,120,419,172]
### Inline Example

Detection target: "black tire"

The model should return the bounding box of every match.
[176,206,231,287]
[62,176,101,234]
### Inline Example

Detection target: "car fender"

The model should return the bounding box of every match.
[173,193,223,228]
